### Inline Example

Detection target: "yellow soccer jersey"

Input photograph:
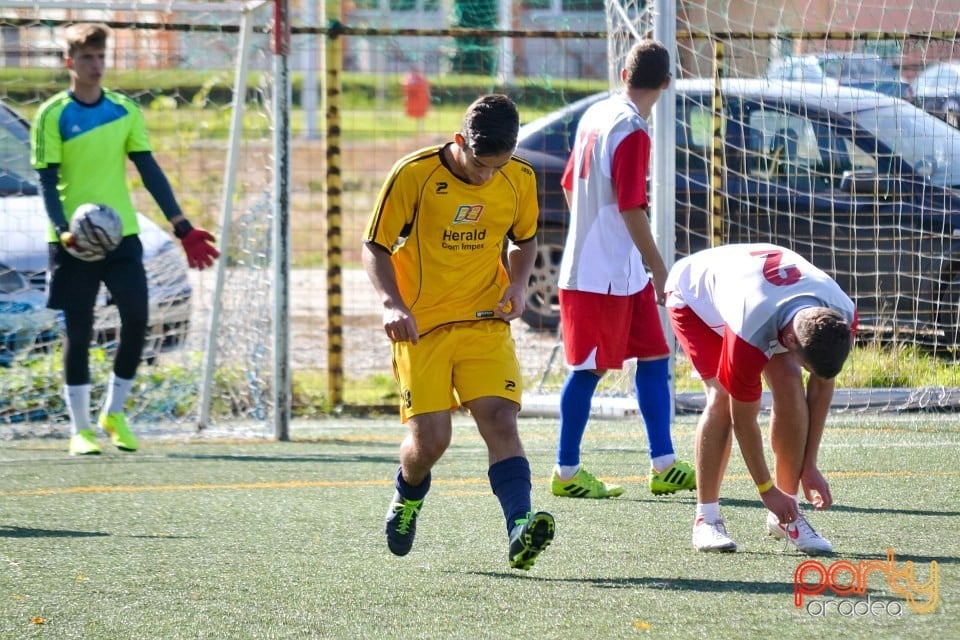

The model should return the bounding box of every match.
[364,144,539,335]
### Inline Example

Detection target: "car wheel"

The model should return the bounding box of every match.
[930,257,960,352]
[520,229,564,332]
[941,281,960,351]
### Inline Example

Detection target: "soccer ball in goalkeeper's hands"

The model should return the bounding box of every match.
[67,203,123,262]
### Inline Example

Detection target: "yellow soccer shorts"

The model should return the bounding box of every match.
[391,320,523,422]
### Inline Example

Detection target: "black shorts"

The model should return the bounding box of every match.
[47,235,147,313]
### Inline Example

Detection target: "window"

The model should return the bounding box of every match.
[676,103,716,174]
[561,0,605,10]
[0,108,35,191]
[354,0,440,10]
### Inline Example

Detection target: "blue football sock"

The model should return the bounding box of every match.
[395,467,431,501]
[557,370,601,466]
[488,456,532,532]
[634,358,675,460]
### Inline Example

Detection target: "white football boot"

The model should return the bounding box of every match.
[692,515,737,552]
[766,510,833,555]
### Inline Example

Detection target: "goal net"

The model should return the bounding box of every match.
[0,1,280,435]
[541,0,960,409]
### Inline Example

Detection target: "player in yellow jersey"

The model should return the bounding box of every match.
[363,94,554,570]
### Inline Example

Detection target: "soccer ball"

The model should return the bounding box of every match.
[68,203,123,262]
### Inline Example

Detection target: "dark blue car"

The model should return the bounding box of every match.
[514,78,960,350]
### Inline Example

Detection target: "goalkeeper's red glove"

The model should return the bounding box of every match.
[174,220,220,270]
[58,230,76,249]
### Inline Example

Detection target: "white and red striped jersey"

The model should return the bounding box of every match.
[559,93,651,295]
[666,243,858,398]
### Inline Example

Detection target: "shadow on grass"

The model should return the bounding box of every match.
[682,496,960,518]
[467,570,794,594]
[0,526,110,539]
[827,503,960,517]
[837,550,960,565]
[163,452,397,464]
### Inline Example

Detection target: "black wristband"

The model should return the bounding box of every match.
[173,219,194,239]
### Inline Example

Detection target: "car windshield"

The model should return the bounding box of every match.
[917,65,960,91]
[852,102,960,188]
[0,105,39,195]
[823,57,898,83]
[793,60,826,82]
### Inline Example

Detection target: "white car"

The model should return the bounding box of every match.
[911,61,960,128]
[0,99,192,365]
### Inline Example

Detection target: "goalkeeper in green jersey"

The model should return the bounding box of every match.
[31,23,220,456]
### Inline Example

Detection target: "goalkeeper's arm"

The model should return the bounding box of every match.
[130,151,220,269]
[130,151,184,224]
[37,165,69,236]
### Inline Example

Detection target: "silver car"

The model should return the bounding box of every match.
[0,99,192,365]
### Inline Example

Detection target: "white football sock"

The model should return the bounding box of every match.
[555,464,580,481]
[65,384,92,434]
[696,502,721,524]
[651,454,676,474]
[104,373,134,415]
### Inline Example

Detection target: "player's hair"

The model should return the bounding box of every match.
[794,307,852,379]
[460,94,519,157]
[63,23,111,59]
[624,39,671,90]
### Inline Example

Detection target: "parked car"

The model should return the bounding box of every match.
[514,79,960,349]
[0,99,193,365]
[766,53,911,100]
[911,61,960,128]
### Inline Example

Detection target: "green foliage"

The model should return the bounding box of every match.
[292,369,330,417]
[0,66,603,116]
[335,71,604,112]
[3,342,953,425]
[0,347,113,424]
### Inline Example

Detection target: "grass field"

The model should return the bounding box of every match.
[1,413,957,639]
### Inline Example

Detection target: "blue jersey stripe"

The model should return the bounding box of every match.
[58,93,129,142]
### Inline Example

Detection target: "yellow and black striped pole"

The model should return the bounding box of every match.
[709,38,724,248]
[325,4,345,409]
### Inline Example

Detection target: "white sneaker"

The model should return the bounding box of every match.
[692,515,737,552]
[766,511,833,555]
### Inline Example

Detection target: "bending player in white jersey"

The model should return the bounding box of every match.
[665,243,857,555]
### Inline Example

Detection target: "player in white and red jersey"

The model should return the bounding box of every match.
[551,39,695,501]
[665,243,857,555]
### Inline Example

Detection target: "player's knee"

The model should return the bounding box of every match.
[478,414,521,443]
[414,437,450,464]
